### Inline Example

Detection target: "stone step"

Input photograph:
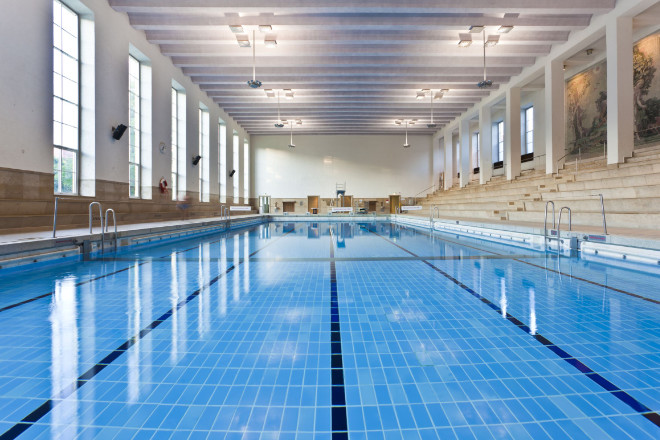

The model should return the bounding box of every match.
[508,210,660,230]
[524,197,660,214]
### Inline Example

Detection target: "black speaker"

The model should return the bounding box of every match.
[112,124,127,140]
[192,155,201,166]
[229,169,236,177]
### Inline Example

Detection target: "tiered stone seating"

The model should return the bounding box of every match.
[418,144,660,232]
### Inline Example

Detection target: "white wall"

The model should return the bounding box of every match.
[0,0,249,201]
[252,134,433,198]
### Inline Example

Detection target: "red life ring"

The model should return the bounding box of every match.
[159,178,169,193]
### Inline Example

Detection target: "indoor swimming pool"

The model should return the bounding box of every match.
[0,221,658,440]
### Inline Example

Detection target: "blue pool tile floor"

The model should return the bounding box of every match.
[0,221,658,439]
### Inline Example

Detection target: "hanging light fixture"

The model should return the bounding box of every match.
[477,29,494,89]
[403,121,411,148]
[288,120,296,149]
[427,91,438,128]
[247,30,262,88]
[274,91,285,127]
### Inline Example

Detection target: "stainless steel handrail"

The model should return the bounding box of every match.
[52,197,60,238]
[430,205,440,228]
[543,201,555,238]
[598,193,607,235]
[557,206,572,243]
[89,202,104,253]
[104,209,117,252]
[558,207,572,232]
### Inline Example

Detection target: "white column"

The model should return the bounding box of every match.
[459,119,470,188]
[444,134,453,190]
[545,59,565,174]
[606,16,634,164]
[479,105,493,184]
[505,87,522,180]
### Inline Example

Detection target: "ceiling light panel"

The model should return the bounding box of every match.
[469,25,484,33]
[458,33,472,48]
[264,36,278,47]
[264,89,275,98]
[229,25,244,33]
[236,34,250,47]
[485,35,500,47]
[497,25,514,33]
[258,25,272,32]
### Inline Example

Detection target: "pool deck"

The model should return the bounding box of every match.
[1,213,660,258]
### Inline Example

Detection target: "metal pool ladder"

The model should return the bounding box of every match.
[557,206,572,242]
[89,202,104,253]
[543,201,555,239]
[430,205,439,229]
[104,209,117,252]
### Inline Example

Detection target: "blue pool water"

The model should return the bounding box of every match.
[0,221,659,439]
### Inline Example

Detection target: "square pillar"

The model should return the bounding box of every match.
[459,119,471,188]
[479,106,493,184]
[606,16,634,164]
[505,86,522,180]
[444,134,453,190]
[545,59,565,174]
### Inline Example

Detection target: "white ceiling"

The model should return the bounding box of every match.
[109,0,615,135]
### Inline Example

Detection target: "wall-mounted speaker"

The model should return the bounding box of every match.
[192,155,201,166]
[112,124,127,140]
[229,169,236,177]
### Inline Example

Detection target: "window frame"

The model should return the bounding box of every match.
[53,0,81,195]
[497,121,504,163]
[128,55,141,198]
[523,106,534,155]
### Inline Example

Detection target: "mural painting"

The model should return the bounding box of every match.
[565,60,607,158]
[634,32,660,147]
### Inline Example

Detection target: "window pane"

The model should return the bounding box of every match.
[53,50,62,75]
[61,31,78,58]
[61,54,78,82]
[61,6,78,37]
[62,77,78,104]
[53,97,63,123]
[53,1,62,27]
[62,124,78,150]
[53,122,62,146]
[61,172,74,194]
[62,101,78,126]
[53,28,62,51]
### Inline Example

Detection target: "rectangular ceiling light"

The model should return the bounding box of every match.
[264,36,278,47]
[416,92,426,100]
[469,25,484,33]
[259,25,272,32]
[296,119,302,125]
[458,33,472,48]
[284,89,294,99]
[264,89,275,98]
[236,34,250,47]
[485,35,500,47]
[229,25,244,33]
[433,91,444,99]
[498,25,514,33]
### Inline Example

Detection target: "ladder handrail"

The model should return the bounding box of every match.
[89,202,104,254]
[598,193,607,235]
[544,201,555,238]
[104,209,117,252]
[52,197,59,238]
[557,206,572,243]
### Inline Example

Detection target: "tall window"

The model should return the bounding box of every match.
[233,130,239,202]
[472,132,480,168]
[497,121,504,162]
[128,56,141,198]
[219,120,227,203]
[524,106,534,154]
[243,139,249,202]
[171,86,186,200]
[199,106,210,202]
[53,0,79,194]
